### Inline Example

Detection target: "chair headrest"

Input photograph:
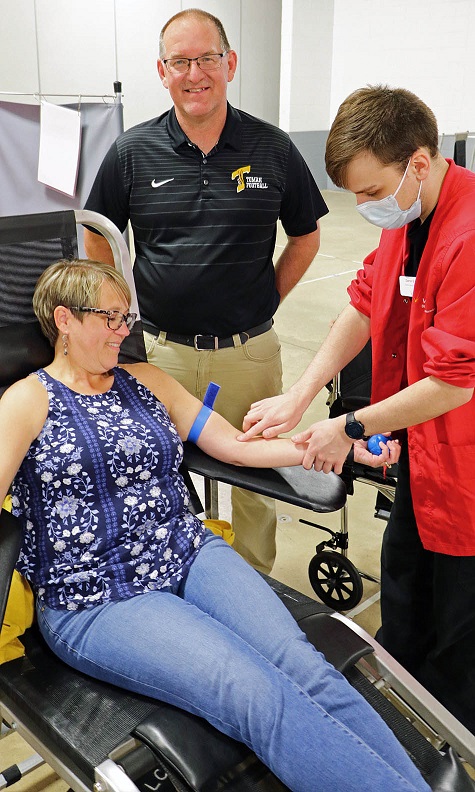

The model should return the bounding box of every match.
[0,322,53,389]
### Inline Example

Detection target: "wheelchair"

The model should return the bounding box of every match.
[301,341,398,612]
[0,210,474,792]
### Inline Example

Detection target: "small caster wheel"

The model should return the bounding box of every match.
[308,551,363,611]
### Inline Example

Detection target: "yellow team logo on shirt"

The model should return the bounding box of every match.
[231,165,269,193]
[232,165,251,192]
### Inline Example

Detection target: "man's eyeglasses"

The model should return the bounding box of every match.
[163,52,227,74]
[70,307,137,331]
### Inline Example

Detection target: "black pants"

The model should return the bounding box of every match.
[376,440,475,733]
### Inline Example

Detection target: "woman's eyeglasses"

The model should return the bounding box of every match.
[70,307,137,331]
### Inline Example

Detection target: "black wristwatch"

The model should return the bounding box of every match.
[344,411,366,440]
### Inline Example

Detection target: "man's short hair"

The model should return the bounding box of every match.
[325,85,439,188]
[159,8,230,59]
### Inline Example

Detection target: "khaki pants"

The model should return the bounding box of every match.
[144,328,283,573]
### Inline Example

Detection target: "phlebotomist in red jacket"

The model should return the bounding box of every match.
[239,85,475,734]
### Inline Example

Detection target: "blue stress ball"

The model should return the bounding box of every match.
[367,434,389,456]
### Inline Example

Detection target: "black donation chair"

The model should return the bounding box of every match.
[0,211,473,792]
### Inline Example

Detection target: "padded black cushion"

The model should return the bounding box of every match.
[133,708,256,792]
[297,612,372,673]
[0,321,53,388]
[0,535,465,791]
[118,319,148,364]
[183,443,347,514]
[427,747,475,792]
[0,509,23,627]
[0,210,77,245]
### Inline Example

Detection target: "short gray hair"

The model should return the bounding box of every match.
[159,8,230,59]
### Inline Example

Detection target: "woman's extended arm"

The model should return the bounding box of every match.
[124,363,399,470]
[122,362,309,466]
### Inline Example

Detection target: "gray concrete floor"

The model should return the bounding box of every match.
[0,190,395,788]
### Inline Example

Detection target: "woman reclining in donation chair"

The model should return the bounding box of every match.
[0,259,426,792]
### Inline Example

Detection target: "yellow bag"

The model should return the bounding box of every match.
[0,496,35,664]
[203,519,235,545]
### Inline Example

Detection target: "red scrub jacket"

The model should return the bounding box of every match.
[348,160,475,554]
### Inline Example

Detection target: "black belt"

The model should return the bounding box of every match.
[143,320,273,350]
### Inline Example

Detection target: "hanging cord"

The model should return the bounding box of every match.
[113,0,120,85]
[33,0,42,97]
[112,0,122,103]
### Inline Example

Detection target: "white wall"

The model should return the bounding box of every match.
[3,0,475,135]
[330,0,475,136]
[277,0,475,182]
[277,0,475,137]
[281,0,334,133]
[2,0,475,174]
[0,0,282,131]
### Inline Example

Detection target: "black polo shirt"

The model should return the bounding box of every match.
[85,104,328,336]
[406,207,436,277]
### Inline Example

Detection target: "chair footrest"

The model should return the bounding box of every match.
[133,708,258,792]
[297,612,373,672]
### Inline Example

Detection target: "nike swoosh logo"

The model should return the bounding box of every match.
[151,178,174,188]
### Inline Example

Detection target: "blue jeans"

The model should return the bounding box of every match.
[37,532,429,792]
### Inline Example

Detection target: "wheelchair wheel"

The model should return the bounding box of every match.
[308,551,363,611]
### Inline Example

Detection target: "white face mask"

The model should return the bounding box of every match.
[356,160,422,229]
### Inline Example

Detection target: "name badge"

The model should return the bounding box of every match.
[399,275,415,298]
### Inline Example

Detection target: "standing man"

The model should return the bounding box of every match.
[240,86,475,732]
[83,8,327,574]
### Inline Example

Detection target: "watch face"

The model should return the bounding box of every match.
[345,417,365,440]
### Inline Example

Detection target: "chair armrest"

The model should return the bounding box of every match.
[183,442,347,514]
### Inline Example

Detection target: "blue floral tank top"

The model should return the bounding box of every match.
[12,367,206,610]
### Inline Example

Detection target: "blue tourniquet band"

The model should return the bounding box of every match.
[203,381,220,409]
[188,382,220,443]
[188,406,212,443]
